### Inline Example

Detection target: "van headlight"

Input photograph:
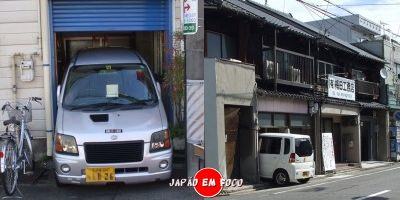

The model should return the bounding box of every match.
[150,130,171,153]
[55,133,79,155]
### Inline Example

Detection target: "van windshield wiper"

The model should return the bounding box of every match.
[69,103,123,111]
[118,93,157,106]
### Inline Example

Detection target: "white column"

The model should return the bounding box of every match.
[40,0,54,156]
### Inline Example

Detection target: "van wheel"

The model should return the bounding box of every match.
[54,171,68,187]
[297,178,310,184]
[273,170,289,186]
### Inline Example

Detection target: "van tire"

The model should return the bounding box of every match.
[54,171,68,187]
[273,170,289,186]
[297,178,310,184]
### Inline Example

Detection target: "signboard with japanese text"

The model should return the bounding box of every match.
[183,0,198,35]
[322,133,336,171]
[328,75,355,101]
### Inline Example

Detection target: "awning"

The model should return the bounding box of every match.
[257,89,315,101]
[258,89,386,110]
[359,102,387,110]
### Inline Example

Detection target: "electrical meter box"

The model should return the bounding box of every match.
[19,60,34,82]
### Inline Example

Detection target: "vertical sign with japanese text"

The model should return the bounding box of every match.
[322,133,336,171]
[328,75,355,101]
[183,0,198,35]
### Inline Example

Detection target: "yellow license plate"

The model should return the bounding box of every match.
[303,171,309,177]
[85,167,115,183]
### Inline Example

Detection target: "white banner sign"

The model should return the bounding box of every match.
[328,75,355,101]
[183,0,198,35]
[322,132,336,171]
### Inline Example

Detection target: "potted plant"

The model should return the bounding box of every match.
[163,31,185,150]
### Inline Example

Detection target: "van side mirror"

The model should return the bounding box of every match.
[57,85,61,101]
[156,82,161,95]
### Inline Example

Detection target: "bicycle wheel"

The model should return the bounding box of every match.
[23,129,34,172]
[2,139,18,196]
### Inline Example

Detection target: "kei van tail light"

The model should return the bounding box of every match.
[289,153,296,163]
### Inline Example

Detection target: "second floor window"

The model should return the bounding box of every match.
[351,69,366,81]
[205,31,237,59]
[318,61,345,78]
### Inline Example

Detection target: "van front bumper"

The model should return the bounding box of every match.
[54,145,172,185]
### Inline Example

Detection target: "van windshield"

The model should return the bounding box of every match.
[295,138,313,157]
[63,64,158,111]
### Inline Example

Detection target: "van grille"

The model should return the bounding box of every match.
[84,141,144,164]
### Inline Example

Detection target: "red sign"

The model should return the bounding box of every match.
[193,168,223,198]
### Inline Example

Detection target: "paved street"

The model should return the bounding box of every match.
[2,165,399,199]
[219,164,400,200]
[0,170,200,200]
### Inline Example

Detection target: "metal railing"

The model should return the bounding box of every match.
[356,79,380,97]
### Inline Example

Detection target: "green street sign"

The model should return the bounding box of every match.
[183,0,198,35]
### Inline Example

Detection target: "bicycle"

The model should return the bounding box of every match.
[0,97,41,196]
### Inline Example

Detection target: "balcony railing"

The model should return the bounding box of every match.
[263,49,313,88]
[356,79,380,97]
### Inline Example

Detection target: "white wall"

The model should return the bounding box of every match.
[0,0,45,138]
[173,0,183,32]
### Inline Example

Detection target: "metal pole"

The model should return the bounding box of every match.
[273,28,278,91]
[184,34,188,177]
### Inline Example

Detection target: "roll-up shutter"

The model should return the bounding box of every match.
[51,0,168,32]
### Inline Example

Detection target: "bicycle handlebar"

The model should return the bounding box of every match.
[2,97,42,113]
[30,97,42,102]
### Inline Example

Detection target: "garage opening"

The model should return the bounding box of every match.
[50,0,171,88]
[53,32,165,85]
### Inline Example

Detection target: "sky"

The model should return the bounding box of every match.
[253,0,400,39]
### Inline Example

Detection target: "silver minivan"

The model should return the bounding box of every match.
[54,48,172,185]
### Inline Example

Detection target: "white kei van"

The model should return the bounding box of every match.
[259,133,315,185]
[53,48,172,185]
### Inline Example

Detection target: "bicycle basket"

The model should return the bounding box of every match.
[5,107,32,123]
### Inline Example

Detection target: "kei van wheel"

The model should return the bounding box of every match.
[273,170,289,186]
[54,171,68,188]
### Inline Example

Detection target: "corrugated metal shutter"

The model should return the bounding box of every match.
[51,0,168,32]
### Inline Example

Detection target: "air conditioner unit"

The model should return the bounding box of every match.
[263,60,273,80]
[292,68,301,83]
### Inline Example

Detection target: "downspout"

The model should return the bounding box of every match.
[40,0,54,156]
[11,55,17,102]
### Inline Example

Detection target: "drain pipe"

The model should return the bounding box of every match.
[40,0,54,156]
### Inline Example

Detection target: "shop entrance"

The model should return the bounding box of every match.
[361,120,377,161]
[321,115,359,164]
[322,118,342,162]
[224,106,256,181]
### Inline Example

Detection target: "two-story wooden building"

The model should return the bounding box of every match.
[198,0,388,180]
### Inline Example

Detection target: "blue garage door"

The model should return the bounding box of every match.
[51,0,169,32]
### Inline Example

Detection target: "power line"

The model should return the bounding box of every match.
[296,0,400,40]
[301,2,347,37]
[316,3,400,7]
[296,0,356,28]
[319,0,400,39]
[321,0,355,15]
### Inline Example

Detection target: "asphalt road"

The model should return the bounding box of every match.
[0,170,200,200]
[219,164,400,200]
